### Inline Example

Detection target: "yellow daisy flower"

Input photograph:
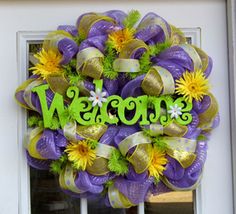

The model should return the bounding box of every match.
[29,48,62,79]
[175,70,209,102]
[65,140,96,170]
[148,147,168,179]
[108,28,134,52]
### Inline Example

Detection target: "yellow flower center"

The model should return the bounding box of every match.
[148,147,168,179]
[77,144,89,156]
[108,28,134,52]
[29,48,62,79]
[44,60,59,72]
[176,70,209,102]
[65,140,96,170]
[188,83,197,92]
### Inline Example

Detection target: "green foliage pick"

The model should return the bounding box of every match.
[87,140,98,149]
[142,127,153,138]
[105,180,114,188]
[150,40,172,56]
[62,58,77,76]
[28,114,60,130]
[139,50,152,74]
[73,35,84,46]
[153,137,168,152]
[103,42,118,80]
[123,10,141,29]
[108,150,129,175]
[62,58,85,85]
[127,50,152,79]
[50,154,68,174]
[68,74,85,86]
[28,115,43,128]
[61,106,78,123]
[128,40,172,79]
[49,116,61,130]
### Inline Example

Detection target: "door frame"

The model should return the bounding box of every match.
[227,0,236,213]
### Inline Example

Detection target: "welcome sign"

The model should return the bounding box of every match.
[32,79,193,128]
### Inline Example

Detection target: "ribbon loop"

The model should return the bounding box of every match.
[78,13,116,39]
[63,121,77,141]
[77,47,104,70]
[198,93,219,129]
[113,58,140,73]
[161,173,202,191]
[86,157,109,176]
[108,185,134,208]
[163,137,197,168]
[137,15,170,40]
[96,143,117,159]
[26,127,45,160]
[148,121,188,137]
[43,30,73,52]
[170,25,186,45]
[119,39,148,58]
[15,78,43,111]
[76,47,104,79]
[179,44,202,71]
[46,75,70,99]
[77,124,108,141]
[192,45,209,73]
[164,121,188,137]
[141,66,175,96]
[86,143,117,176]
[149,124,164,136]
[23,79,44,111]
[127,143,153,174]
[59,164,84,193]
[15,78,36,109]
[118,131,152,174]
[118,131,151,156]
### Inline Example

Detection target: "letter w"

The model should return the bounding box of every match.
[32,84,66,128]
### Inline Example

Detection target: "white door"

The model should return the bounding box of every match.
[0,1,233,214]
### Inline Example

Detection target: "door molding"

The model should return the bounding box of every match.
[17,31,49,214]
[227,0,236,213]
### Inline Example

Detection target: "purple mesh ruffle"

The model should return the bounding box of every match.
[164,140,208,188]
[79,35,107,52]
[57,25,78,37]
[156,46,194,71]
[135,12,171,45]
[121,75,145,99]
[114,176,154,204]
[99,125,120,146]
[184,110,199,139]
[58,38,79,64]
[104,10,127,26]
[26,150,51,170]
[36,129,67,159]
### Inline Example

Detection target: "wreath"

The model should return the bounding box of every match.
[15,10,219,208]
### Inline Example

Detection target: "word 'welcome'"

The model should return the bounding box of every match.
[32,81,193,128]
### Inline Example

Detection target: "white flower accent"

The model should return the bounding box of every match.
[88,89,107,107]
[168,104,182,119]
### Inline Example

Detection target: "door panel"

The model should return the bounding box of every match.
[0,1,232,214]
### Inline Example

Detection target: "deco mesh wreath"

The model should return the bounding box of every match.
[15,10,219,208]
